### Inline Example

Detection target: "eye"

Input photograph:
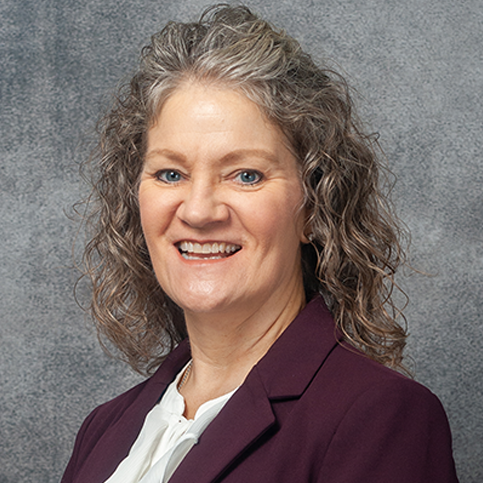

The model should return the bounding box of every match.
[235,170,263,185]
[156,169,183,183]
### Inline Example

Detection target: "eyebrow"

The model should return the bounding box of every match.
[144,148,281,166]
[221,149,280,165]
[144,149,187,164]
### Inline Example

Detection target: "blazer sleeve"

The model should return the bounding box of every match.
[317,378,459,483]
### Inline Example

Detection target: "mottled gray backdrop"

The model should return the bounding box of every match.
[0,0,481,481]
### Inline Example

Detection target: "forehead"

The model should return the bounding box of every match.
[146,82,296,165]
[154,82,268,130]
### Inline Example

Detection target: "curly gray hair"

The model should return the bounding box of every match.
[82,4,408,375]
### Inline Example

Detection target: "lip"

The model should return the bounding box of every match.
[175,239,242,261]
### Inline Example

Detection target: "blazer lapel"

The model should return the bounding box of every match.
[169,296,340,483]
[75,341,192,483]
[168,369,275,483]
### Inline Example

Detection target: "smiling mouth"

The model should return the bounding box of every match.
[177,241,241,260]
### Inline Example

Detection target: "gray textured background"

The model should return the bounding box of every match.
[0,0,481,481]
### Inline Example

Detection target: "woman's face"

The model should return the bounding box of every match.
[139,83,307,318]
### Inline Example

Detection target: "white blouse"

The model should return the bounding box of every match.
[104,363,236,483]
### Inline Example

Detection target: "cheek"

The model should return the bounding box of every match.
[248,193,305,248]
[138,183,176,238]
[138,189,157,238]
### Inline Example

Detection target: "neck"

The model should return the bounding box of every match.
[179,282,306,418]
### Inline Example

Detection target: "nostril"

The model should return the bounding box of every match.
[178,198,230,228]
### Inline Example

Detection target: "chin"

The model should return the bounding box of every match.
[168,284,235,316]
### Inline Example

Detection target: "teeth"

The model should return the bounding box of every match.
[178,241,240,255]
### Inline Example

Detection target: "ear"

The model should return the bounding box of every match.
[301,231,314,244]
[300,218,314,244]
[300,205,313,244]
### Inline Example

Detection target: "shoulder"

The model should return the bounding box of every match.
[68,339,192,452]
[312,344,458,482]
[80,378,151,436]
[61,378,151,483]
[60,380,147,483]
[61,342,192,483]
[319,341,431,397]
[313,342,450,432]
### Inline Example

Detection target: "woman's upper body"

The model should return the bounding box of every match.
[61,297,458,483]
[65,4,459,482]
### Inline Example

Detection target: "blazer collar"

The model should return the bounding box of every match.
[255,295,341,398]
[169,296,341,483]
[163,296,341,397]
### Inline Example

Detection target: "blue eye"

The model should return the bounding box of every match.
[236,170,263,185]
[157,170,182,183]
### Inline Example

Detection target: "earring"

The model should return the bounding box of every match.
[307,233,315,242]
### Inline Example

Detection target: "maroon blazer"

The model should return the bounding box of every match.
[62,297,459,482]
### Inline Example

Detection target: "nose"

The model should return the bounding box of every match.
[177,179,229,228]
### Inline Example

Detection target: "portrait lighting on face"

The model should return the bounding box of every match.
[139,82,306,320]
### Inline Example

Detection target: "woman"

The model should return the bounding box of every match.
[62,5,458,483]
